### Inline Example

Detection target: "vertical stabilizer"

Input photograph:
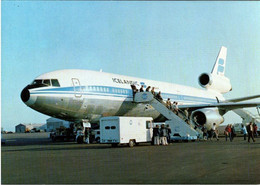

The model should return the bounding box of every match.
[211,46,227,76]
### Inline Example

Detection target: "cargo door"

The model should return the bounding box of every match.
[100,119,119,143]
[72,78,82,98]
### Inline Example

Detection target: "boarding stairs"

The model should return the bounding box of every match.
[233,109,259,124]
[134,92,199,140]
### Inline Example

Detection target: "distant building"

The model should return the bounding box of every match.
[46,118,70,132]
[15,123,45,133]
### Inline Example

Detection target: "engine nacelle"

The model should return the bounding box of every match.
[198,73,232,94]
[191,108,224,130]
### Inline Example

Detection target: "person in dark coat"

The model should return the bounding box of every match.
[131,85,138,102]
[166,124,172,143]
[139,85,144,92]
[153,125,160,145]
[231,125,236,141]
[246,122,255,143]
[156,91,163,102]
[146,86,151,92]
[202,126,208,140]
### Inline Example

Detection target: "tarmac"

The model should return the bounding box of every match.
[1,132,260,184]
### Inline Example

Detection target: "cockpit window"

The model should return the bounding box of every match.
[51,79,60,87]
[30,79,60,88]
[43,79,51,86]
[32,80,43,85]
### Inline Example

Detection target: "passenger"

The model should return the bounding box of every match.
[231,125,236,141]
[85,127,90,144]
[166,98,172,109]
[166,124,172,143]
[253,123,258,138]
[173,102,179,115]
[224,124,232,142]
[202,126,208,140]
[210,123,219,141]
[131,85,138,101]
[146,86,151,92]
[139,85,144,92]
[153,125,160,145]
[241,124,247,141]
[184,108,189,119]
[159,124,168,145]
[156,91,163,102]
[246,122,255,143]
[151,87,155,96]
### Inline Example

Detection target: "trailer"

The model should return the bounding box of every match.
[100,117,153,147]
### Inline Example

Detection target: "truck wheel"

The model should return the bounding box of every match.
[128,140,134,147]
[95,137,100,143]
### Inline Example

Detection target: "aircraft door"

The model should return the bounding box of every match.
[72,78,82,98]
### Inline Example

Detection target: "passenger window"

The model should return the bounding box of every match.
[43,79,51,86]
[105,126,110,129]
[111,126,116,129]
[51,79,60,87]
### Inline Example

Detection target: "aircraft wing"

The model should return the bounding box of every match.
[223,94,260,103]
[179,102,260,111]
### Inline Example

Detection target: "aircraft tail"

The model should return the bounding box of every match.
[211,46,227,76]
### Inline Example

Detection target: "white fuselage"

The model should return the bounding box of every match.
[22,69,224,124]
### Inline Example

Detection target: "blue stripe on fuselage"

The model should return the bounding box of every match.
[30,85,217,104]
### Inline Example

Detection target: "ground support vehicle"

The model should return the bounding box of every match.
[100,117,153,147]
[50,126,75,142]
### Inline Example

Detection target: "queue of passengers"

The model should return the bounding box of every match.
[131,85,180,116]
[224,122,258,143]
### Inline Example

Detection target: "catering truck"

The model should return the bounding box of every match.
[100,117,153,147]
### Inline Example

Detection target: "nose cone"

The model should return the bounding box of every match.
[21,86,30,102]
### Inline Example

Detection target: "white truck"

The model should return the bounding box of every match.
[100,117,153,147]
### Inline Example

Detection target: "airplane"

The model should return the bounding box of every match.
[20,46,260,130]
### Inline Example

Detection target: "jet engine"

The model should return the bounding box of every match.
[191,108,224,129]
[198,73,232,94]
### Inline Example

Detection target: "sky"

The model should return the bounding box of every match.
[1,1,260,131]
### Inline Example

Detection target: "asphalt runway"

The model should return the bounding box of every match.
[1,133,260,184]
